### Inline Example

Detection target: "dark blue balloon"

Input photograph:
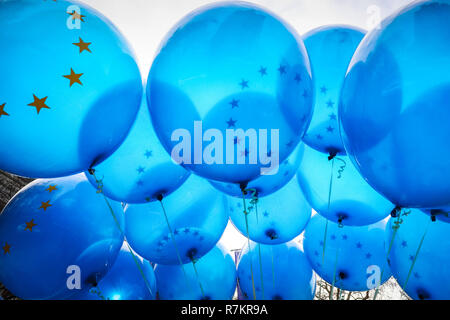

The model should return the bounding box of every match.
[0,0,142,178]
[237,241,315,300]
[303,26,365,156]
[86,97,190,203]
[227,176,311,245]
[125,175,228,265]
[210,143,304,198]
[155,244,237,300]
[386,210,450,300]
[304,214,391,292]
[71,245,156,300]
[339,0,450,209]
[0,174,124,300]
[297,144,393,226]
[147,2,313,184]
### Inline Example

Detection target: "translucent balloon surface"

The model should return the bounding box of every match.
[237,241,315,300]
[0,0,142,178]
[86,97,190,203]
[210,143,304,198]
[125,175,228,265]
[147,2,313,183]
[304,214,391,292]
[0,174,124,300]
[386,210,450,300]
[339,0,450,208]
[303,26,365,156]
[71,245,156,300]
[297,144,393,226]
[228,176,311,245]
[155,244,237,300]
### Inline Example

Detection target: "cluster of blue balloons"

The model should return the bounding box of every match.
[0,0,449,301]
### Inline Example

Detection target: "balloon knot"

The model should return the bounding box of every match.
[88,168,95,175]
[390,206,402,218]
[156,194,163,202]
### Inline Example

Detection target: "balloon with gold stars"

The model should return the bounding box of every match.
[0,174,124,300]
[85,96,190,204]
[0,0,142,178]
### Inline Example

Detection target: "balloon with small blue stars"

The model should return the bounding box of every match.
[147,2,314,184]
[302,25,365,156]
[297,144,393,226]
[124,174,229,265]
[210,142,304,198]
[227,176,312,245]
[339,0,450,209]
[303,214,391,292]
[71,245,157,300]
[237,241,316,300]
[86,96,190,203]
[386,209,450,300]
[0,174,124,300]
[155,244,237,300]
[0,0,142,178]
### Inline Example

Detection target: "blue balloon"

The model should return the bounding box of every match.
[227,176,311,245]
[155,244,237,300]
[386,210,450,300]
[86,97,190,203]
[303,26,365,156]
[339,0,450,209]
[237,241,315,300]
[210,143,304,198]
[0,174,124,300]
[297,144,393,226]
[125,175,228,265]
[0,0,142,178]
[71,245,156,300]
[304,214,391,292]
[147,2,314,184]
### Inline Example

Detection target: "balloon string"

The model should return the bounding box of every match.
[191,259,205,299]
[241,189,257,300]
[270,245,275,289]
[373,208,408,300]
[157,197,189,286]
[335,157,347,179]
[89,286,107,300]
[88,169,154,298]
[402,218,431,291]
[322,158,335,262]
[257,243,265,300]
[329,242,341,300]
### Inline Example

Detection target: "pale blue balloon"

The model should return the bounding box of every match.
[155,244,237,300]
[0,0,142,178]
[237,241,315,300]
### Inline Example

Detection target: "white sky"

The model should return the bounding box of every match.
[81,0,415,251]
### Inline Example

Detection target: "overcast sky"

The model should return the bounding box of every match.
[81,0,416,251]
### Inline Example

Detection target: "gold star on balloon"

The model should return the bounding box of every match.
[39,200,52,211]
[3,242,11,255]
[73,37,92,54]
[28,95,50,114]
[46,185,57,193]
[25,219,37,232]
[0,103,9,117]
[63,68,83,87]
[68,11,86,22]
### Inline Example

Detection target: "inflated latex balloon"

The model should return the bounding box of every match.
[210,143,304,198]
[386,210,450,300]
[155,244,237,300]
[86,97,190,203]
[0,174,124,300]
[0,0,142,178]
[125,175,228,265]
[304,214,391,292]
[147,2,314,184]
[237,241,315,300]
[303,26,365,156]
[227,176,311,245]
[339,0,450,209]
[71,245,156,300]
[297,144,393,226]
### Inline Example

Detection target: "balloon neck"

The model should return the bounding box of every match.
[337,215,345,228]
[88,168,95,175]
[156,194,164,202]
[390,206,402,218]
[328,150,338,161]
[239,182,249,194]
